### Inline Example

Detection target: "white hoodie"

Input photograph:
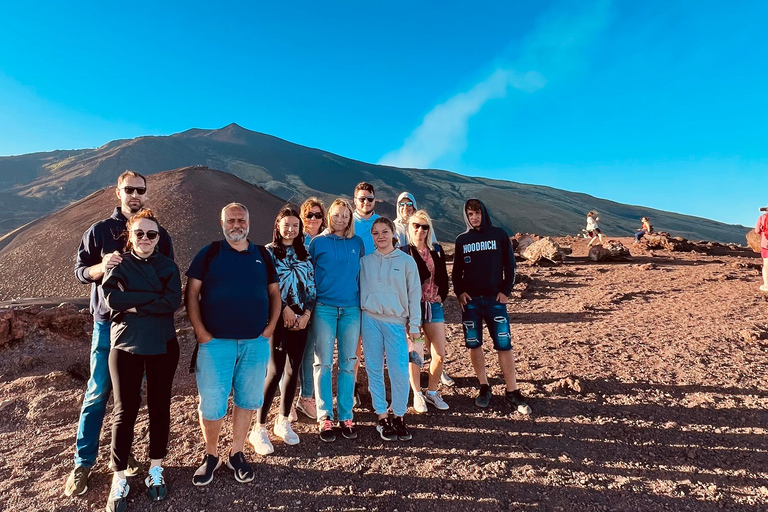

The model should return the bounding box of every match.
[360,248,422,333]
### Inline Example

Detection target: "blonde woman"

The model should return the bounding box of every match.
[586,211,604,247]
[307,199,365,442]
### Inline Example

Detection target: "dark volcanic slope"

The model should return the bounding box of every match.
[0,167,287,300]
[0,124,750,244]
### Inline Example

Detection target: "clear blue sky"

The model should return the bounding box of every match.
[1,1,766,227]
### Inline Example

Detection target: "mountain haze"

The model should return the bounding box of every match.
[0,124,750,243]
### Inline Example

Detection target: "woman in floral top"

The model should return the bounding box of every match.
[403,210,451,413]
[249,206,316,454]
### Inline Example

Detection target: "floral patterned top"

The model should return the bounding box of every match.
[418,246,440,303]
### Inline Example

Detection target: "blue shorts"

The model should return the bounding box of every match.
[421,302,445,324]
[461,297,512,351]
[195,337,269,421]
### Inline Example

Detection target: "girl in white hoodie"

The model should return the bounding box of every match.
[360,217,422,441]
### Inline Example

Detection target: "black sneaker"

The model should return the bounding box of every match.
[144,465,167,501]
[192,454,221,486]
[227,451,255,483]
[392,416,412,441]
[505,389,532,415]
[376,417,397,442]
[474,384,492,408]
[64,466,90,497]
[339,419,358,439]
[125,454,142,477]
[319,418,337,443]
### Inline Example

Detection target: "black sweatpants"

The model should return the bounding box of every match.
[259,322,308,424]
[109,338,179,471]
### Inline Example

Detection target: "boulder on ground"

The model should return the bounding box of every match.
[588,241,631,261]
[515,234,539,254]
[641,233,698,252]
[746,229,761,253]
[522,237,566,265]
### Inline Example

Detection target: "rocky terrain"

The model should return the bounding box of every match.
[1,237,767,511]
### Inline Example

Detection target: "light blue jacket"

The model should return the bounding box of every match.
[353,211,380,256]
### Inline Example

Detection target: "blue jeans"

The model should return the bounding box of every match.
[462,297,513,351]
[361,313,409,417]
[74,321,112,468]
[195,337,270,421]
[309,303,360,422]
[298,331,315,399]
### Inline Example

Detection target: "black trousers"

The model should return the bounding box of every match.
[108,338,179,471]
[259,322,309,424]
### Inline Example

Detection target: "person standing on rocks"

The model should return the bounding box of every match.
[585,211,604,247]
[185,203,281,486]
[249,206,316,455]
[66,170,174,498]
[452,198,531,414]
[755,208,768,292]
[101,209,181,512]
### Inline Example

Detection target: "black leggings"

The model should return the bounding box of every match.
[259,322,308,424]
[108,338,179,471]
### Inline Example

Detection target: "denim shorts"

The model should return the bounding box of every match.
[461,297,512,351]
[421,302,445,324]
[195,337,269,421]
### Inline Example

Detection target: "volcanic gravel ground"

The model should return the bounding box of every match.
[1,238,767,511]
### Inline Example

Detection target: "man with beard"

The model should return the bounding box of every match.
[66,170,174,497]
[185,203,281,486]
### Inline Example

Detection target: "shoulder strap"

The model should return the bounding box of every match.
[202,241,222,277]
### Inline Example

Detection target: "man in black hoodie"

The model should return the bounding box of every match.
[65,171,174,497]
[452,199,531,414]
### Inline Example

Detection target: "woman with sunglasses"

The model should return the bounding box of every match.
[301,197,327,249]
[403,210,451,413]
[101,209,181,512]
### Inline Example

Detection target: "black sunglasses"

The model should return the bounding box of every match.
[305,212,323,220]
[121,186,147,195]
[132,229,159,240]
[398,201,414,207]
[411,223,430,231]
[356,196,375,203]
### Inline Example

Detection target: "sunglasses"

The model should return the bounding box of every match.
[356,196,375,203]
[121,186,147,195]
[305,212,323,220]
[132,229,159,240]
[411,223,430,231]
[398,201,414,207]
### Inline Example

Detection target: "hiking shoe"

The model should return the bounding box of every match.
[64,466,90,497]
[475,384,492,408]
[125,454,142,477]
[319,418,336,443]
[376,417,398,442]
[248,426,274,455]
[505,389,532,415]
[144,465,167,502]
[412,391,428,413]
[296,397,317,419]
[227,451,255,483]
[424,390,449,411]
[339,419,358,440]
[105,478,129,512]
[392,416,412,441]
[440,370,456,387]
[274,416,300,446]
[192,454,221,486]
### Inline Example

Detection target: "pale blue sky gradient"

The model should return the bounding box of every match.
[0,1,765,226]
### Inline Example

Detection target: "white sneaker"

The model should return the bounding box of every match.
[424,390,450,410]
[248,426,274,455]
[106,478,129,512]
[440,371,456,387]
[412,391,428,413]
[274,416,300,446]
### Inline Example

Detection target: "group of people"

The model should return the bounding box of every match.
[584,211,654,246]
[64,172,530,512]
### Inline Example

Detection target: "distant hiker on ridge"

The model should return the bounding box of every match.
[755,207,768,292]
[586,211,604,247]
[66,170,174,499]
[452,199,531,415]
[185,202,281,486]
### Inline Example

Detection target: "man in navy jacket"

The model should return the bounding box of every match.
[452,198,531,414]
[65,170,173,497]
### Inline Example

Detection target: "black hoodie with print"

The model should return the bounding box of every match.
[452,199,515,298]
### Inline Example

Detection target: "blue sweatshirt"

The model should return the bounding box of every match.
[309,232,365,307]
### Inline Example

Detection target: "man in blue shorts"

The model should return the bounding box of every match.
[185,203,281,486]
[452,198,531,414]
